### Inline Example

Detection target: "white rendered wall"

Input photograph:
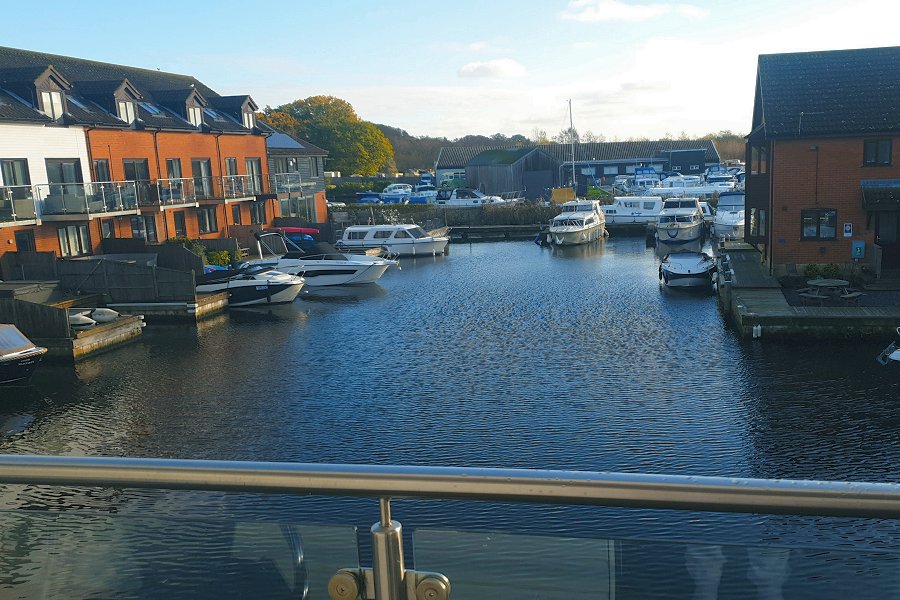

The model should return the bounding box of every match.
[0,123,92,185]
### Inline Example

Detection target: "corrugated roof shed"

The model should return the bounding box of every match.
[436,140,719,168]
[467,147,537,166]
[757,46,900,139]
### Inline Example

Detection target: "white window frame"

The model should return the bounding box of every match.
[40,91,64,119]
[188,106,203,127]
[118,100,136,124]
[242,111,255,129]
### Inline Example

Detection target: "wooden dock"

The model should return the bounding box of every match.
[449,224,543,242]
[717,244,900,339]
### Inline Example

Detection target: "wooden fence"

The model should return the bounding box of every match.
[0,252,57,281]
[0,298,70,338]
[57,260,196,303]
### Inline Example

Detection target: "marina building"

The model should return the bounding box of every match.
[0,46,277,261]
[746,45,900,280]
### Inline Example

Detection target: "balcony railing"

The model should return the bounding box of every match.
[271,172,305,195]
[0,185,39,223]
[154,177,199,206]
[223,174,264,199]
[0,455,898,600]
[34,181,141,217]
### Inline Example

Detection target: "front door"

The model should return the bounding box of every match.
[876,212,900,270]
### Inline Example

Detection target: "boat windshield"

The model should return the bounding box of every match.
[658,216,675,223]
[0,325,33,354]
[408,226,428,238]
[675,216,695,223]
[562,205,577,212]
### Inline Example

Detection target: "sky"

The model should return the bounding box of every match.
[4,0,899,141]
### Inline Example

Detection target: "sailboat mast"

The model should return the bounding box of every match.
[569,99,576,197]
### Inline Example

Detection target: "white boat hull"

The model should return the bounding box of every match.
[712,222,745,239]
[339,238,448,256]
[548,223,606,246]
[249,259,392,286]
[656,223,702,243]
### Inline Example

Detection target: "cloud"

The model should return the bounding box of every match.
[458,59,527,79]
[561,0,709,22]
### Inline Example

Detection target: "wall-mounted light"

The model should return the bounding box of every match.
[809,145,818,151]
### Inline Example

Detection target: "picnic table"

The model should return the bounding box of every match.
[798,279,864,306]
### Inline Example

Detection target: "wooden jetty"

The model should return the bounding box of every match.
[449,224,544,242]
[717,242,900,339]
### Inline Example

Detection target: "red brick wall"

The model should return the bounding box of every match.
[770,137,897,267]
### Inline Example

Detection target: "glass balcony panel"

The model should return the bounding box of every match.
[272,172,303,195]
[0,510,358,599]
[157,177,197,206]
[413,528,900,600]
[223,175,258,199]
[35,183,88,215]
[0,185,37,222]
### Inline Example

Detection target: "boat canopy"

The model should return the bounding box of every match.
[0,325,36,355]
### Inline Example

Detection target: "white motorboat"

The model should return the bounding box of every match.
[876,327,900,365]
[337,224,449,256]
[380,183,413,204]
[434,188,506,207]
[648,175,734,197]
[0,324,47,386]
[712,191,745,239]
[602,196,663,226]
[196,265,304,306]
[699,201,715,227]
[659,251,716,288]
[246,232,396,286]
[547,200,607,246]
[655,198,704,243]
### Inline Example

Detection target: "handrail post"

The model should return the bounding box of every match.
[371,497,404,600]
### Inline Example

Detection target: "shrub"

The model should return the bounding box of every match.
[803,263,821,279]
[821,263,841,279]
[166,237,206,261]
[206,250,232,266]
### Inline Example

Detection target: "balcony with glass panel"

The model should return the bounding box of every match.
[0,185,40,226]
[35,181,142,220]
[150,177,201,209]
[1,455,898,600]
[222,174,267,201]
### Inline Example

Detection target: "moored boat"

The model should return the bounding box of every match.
[337,224,449,256]
[602,196,663,227]
[655,198,704,243]
[712,191,745,239]
[0,324,48,386]
[196,265,304,306]
[380,183,413,204]
[547,199,607,246]
[246,231,396,286]
[659,251,716,288]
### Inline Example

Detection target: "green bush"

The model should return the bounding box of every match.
[166,237,206,261]
[821,263,841,279]
[803,263,821,279]
[206,250,232,266]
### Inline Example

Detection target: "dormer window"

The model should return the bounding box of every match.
[242,111,255,129]
[188,106,203,127]
[118,100,136,124]
[40,91,65,119]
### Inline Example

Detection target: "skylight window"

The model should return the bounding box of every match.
[67,96,88,109]
[203,108,228,122]
[139,101,161,115]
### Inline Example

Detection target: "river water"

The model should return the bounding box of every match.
[1,237,899,598]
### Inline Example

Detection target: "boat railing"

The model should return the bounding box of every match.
[1,455,899,599]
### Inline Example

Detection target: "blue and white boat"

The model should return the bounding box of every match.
[379,183,413,204]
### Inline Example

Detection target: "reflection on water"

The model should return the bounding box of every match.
[300,283,387,304]
[1,238,899,597]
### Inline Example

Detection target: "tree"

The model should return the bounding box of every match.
[266,96,395,176]
[531,128,550,144]
[581,130,606,143]
[552,127,579,144]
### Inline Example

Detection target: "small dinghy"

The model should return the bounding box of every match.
[67,310,97,329]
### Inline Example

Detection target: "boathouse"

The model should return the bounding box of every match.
[746,45,900,282]
[464,147,556,200]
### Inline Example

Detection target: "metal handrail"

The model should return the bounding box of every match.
[0,455,899,518]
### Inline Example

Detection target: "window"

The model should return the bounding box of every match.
[192,159,212,197]
[232,205,242,225]
[750,208,766,238]
[14,230,36,252]
[672,165,681,171]
[93,159,110,183]
[118,100,136,124]
[750,145,768,174]
[130,215,158,242]
[40,91,64,119]
[864,139,892,166]
[246,158,262,193]
[100,219,115,239]
[249,201,265,224]
[166,158,182,180]
[801,208,837,240]
[242,111,255,129]
[123,159,149,182]
[225,158,238,177]
[393,230,410,239]
[139,101,161,115]
[373,230,393,239]
[1,159,31,191]
[310,157,319,177]
[690,164,699,170]
[57,224,91,257]
[198,206,217,233]
[347,230,368,240]
[173,211,187,237]
[188,106,203,127]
